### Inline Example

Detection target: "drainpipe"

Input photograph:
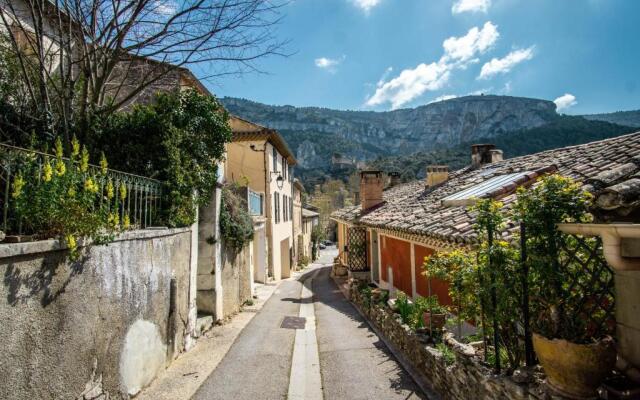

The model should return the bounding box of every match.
[556,223,640,271]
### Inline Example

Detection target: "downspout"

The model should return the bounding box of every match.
[557,223,640,271]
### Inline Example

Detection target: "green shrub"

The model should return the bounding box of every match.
[219,186,254,252]
[436,343,456,366]
[92,89,231,227]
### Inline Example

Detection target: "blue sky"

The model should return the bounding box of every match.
[210,0,639,115]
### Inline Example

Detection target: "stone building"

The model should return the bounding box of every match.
[332,132,640,376]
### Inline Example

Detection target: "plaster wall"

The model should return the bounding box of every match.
[0,228,192,400]
[266,142,293,280]
[219,242,253,317]
[225,140,267,194]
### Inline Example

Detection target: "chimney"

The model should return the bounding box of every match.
[388,172,401,188]
[490,149,503,163]
[360,170,384,210]
[471,144,502,168]
[426,165,449,188]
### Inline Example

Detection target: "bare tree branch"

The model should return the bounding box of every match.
[0,0,289,143]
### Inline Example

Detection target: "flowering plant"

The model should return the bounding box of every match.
[12,137,128,258]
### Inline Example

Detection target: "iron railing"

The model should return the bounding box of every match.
[0,143,163,235]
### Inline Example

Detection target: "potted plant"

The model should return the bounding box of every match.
[514,175,616,398]
[419,296,447,330]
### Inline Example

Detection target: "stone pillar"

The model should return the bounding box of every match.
[616,268,640,377]
[184,207,199,351]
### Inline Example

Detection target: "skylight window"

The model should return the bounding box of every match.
[442,172,531,206]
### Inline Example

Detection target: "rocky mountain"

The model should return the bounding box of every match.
[583,110,640,127]
[221,95,557,168]
[220,95,636,188]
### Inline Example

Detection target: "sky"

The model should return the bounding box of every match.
[209,0,640,115]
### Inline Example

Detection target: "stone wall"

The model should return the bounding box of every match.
[0,228,193,400]
[349,282,551,400]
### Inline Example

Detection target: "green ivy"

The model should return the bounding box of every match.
[219,187,254,252]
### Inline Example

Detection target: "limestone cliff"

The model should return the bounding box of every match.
[221,95,558,167]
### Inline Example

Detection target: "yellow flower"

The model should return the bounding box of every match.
[106,180,114,199]
[12,174,25,198]
[65,234,77,251]
[108,212,119,227]
[42,160,53,182]
[84,177,99,193]
[80,146,89,172]
[55,137,64,158]
[119,183,127,201]
[67,187,76,197]
[55,160,66,176]
[71,136,80,157]
[123,213,131,229]
[100,152,108,175]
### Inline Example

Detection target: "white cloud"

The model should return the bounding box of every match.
[452,0,491,14]
[315,56,346,72]
[554,94,577,111]
[351,0,381,13]
[442,22,499,63]
[366,22,499,109]
[478,46,535,79]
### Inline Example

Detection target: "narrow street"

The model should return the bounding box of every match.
[192,247,427,400]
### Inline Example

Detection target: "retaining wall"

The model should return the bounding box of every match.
[0,228,193,400]
[350,282,551,400]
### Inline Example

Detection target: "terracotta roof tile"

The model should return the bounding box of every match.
[332,131,640,244]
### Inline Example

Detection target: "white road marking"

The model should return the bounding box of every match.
[287,272,323,400]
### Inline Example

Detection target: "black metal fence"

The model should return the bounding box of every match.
[484,223,615,373]
[0,143,163,235]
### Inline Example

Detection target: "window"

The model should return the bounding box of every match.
[274,192,280,223]
[272,146,278,172]
[288,165,293,182]
[283,160,287,180]
[441,171,532,207]
[283,195,288,222]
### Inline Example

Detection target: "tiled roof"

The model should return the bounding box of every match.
[228,116,297,165]
[332,132,640,244]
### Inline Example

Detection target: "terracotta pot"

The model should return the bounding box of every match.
[422,312,446,330]
[533,333,616,399]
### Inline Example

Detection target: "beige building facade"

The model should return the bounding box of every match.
[225,116,297,281]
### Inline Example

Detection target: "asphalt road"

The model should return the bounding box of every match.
[192,247,427,400]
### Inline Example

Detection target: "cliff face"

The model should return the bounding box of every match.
[221,95,558,168]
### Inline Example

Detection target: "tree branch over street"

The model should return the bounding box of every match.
[0,0,288,143]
